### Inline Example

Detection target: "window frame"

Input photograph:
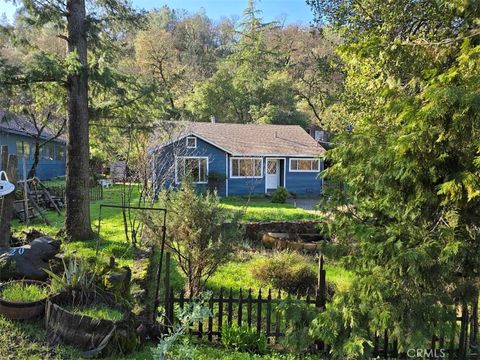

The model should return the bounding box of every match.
[175,156,209,184]
[55,144,66,161]
[16,140,31,160]
[186,136,197,149]
[289,158,320,173]
[229,157,263,179]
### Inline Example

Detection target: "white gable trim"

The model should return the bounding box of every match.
[158,132,233,155]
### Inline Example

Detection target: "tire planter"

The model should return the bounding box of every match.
[0,280,49,320]
[45,291,136,357]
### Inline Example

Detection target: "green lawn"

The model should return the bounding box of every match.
[207,252,352,295]
[12,185,146,267]
[221,197,319,222]
[5,186,341,360]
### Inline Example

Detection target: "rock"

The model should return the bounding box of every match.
[0,237,61,280]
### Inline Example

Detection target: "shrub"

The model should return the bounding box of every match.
[221,324,268,354]
[142,181,243,296]
[271,186,289,203]
[251,252,317,295]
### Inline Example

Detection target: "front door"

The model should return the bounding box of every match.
[266,159,280,190]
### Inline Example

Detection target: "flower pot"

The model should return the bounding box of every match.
[0,280,49,320]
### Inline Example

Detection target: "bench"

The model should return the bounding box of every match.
[98,179,113,188]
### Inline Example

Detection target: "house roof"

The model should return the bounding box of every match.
[164,122,325,157]
[0,110,67,143]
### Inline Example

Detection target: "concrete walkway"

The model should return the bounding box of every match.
[287,198,320,211]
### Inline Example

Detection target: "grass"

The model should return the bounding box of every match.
[207,251,352,295]
[221,197,319,222]
[0,282,50,302]
[12,185,144,268]
[64,304,124,321]
[0,316,82,359]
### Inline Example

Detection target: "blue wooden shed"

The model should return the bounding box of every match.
[152,122,326,197]
[0,111,66,180]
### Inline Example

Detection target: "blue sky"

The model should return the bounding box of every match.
[0,0,314,25]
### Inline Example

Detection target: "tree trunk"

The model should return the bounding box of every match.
[64,0,94,240]
[27,141,40,179]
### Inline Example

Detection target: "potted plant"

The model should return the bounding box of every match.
[0,279,50,319]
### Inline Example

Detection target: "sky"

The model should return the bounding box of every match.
[0,0,315,25]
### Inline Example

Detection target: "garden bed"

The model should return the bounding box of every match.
[0,280,49,320]
[45,290,136,356]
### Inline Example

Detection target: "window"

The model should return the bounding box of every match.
[55,145,66,161]
[230,158,263,178]
[176,157,208,183]
[186,136,197,149]
[16,140,31,160]
[289,158,320,172]
[42,143,55,160]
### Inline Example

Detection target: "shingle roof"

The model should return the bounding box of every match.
[173,122,325,156]
[0,110,67,143]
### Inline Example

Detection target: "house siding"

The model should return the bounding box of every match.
[285,156,323,196]
[153,136,227,196]
[0,131,66,180]
[153,137,324,197]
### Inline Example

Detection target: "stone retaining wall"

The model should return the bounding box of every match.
[244,220,323,241]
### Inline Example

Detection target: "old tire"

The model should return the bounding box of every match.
[0,280,48,320]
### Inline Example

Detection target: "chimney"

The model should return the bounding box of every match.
[210,115,216,124]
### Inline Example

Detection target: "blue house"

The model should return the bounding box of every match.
[0,111,66,180]
[152,122,326,196]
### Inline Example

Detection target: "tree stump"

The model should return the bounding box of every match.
[0,145,17,247]
[0,237,61,280]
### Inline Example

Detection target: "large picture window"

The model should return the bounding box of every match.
[55,145,66,161]
[42,143,55,160]
[230,158,263,178]
[16,140,31,160]
[289,158,320,172]
[176,157,208,184]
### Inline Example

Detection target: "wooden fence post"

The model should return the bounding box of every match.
[0,146,17,247]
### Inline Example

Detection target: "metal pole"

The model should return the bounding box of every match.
[152,209,168,323]
[95,204,103,256]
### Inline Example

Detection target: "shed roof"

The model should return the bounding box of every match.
[0,110,67,143]
[165,122,325,157]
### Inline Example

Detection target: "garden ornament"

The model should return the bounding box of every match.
[0,171,14,197]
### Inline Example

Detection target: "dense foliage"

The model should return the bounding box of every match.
[307,0,480,357]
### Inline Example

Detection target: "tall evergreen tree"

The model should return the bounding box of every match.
[308,0,480,356]
[0,0,143,240]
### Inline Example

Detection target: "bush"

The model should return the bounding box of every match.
[221,324,268,354]
[271,187,289,203]
[251,252,317,295]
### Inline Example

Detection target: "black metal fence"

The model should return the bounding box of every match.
[48,185,104,202]
[162,253,327,347]
[161,252,479,358]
